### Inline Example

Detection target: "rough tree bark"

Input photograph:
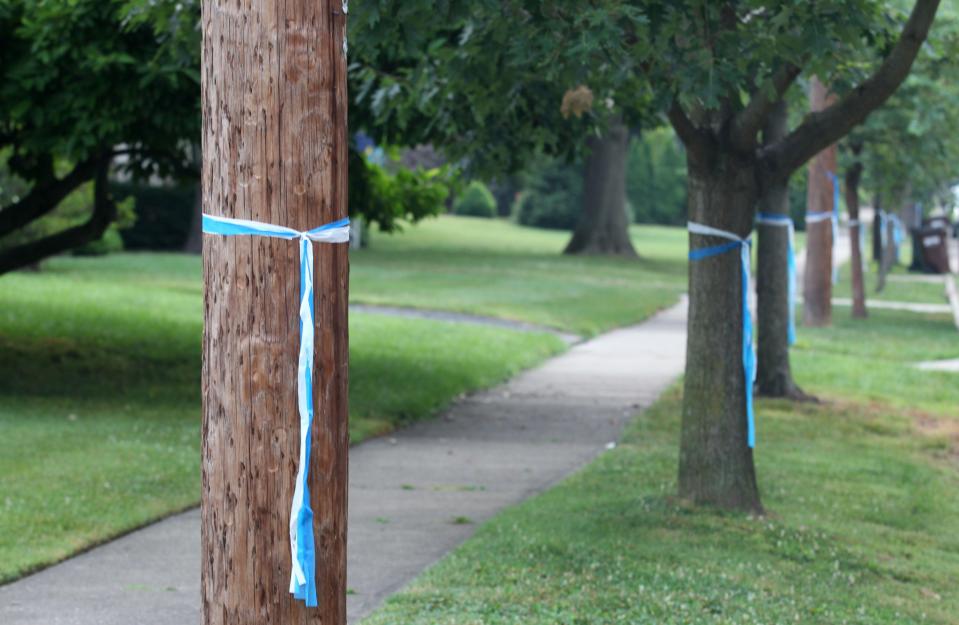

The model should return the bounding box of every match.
[802,78,838,328]
[756,100,806,399]
[679,142,762,513]
[845,151,867,318]
[201,2,349,624]
[564,118,637,257]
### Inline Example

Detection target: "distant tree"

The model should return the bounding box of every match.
[840,13,959,301]
[514,157,583,231]
[350,3,658,256]
[0,0,200,274]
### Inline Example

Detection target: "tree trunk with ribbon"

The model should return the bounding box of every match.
[201,2,349,624]
[756,100,806,399]
[802,78,838,328]
[564,118,637,257]
[845,152,868,319]
[680,144,762,513]
[669,0,938,513]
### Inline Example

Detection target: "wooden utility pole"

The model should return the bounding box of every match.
[201,2,349,624]
[802,78,838,327]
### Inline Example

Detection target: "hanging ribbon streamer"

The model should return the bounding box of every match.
[203,213,351,608]
[756,213,796,345]
[688,222,757,448]
[826,172,842,284]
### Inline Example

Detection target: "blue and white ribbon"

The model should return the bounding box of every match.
[203,213,351,607]
[756,213,796,346]
[688,222,757,448]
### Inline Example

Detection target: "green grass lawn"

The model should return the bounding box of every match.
[0,253,564,583]
[352,216,688,336]
[833,260,951,305]
[0,217,688,583]
[365,309,959,625]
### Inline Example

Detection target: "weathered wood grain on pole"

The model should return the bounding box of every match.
[201,1,349,624]
[802,78,837,327]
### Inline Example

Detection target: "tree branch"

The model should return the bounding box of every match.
[730,62,801,152]
[763,0,941,176]
[668,99,709,155]
[0,157,99,238]
[0,160,116,276]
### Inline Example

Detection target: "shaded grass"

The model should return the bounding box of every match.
[365,309,959,625]
[351,216,688,336]
[0,255,563,582]
[833,260,950,305]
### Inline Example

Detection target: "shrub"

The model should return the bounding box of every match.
[513,159,582,231]
[349,146,452,233]
[453,181,497,218]
[112,182,196,251]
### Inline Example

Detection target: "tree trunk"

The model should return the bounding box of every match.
[878,217,897,293]
[756,100,805,399]
[564,118,637,257]
[873,194,884,262]
[845,160,867,318]
[201,2,349,625]
[679,146,762,513]
[802,79,838,327]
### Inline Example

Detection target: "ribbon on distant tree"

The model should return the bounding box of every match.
[756,213,796,346]
[688,222,757,448]
[203,213,351,607]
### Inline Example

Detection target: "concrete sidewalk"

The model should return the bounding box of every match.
[0,301,688,625]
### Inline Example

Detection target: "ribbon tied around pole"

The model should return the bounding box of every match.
[756,213,796,346]
[203,213,350,607]
[687,222,757,448]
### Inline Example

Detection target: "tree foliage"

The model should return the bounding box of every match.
[0,0,200,272]
[847,12,959,212]
[349,2,656,177]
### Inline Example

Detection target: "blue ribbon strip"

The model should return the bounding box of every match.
[203,213,350,607]
[756,213,797,346]
[688,222,757,448]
